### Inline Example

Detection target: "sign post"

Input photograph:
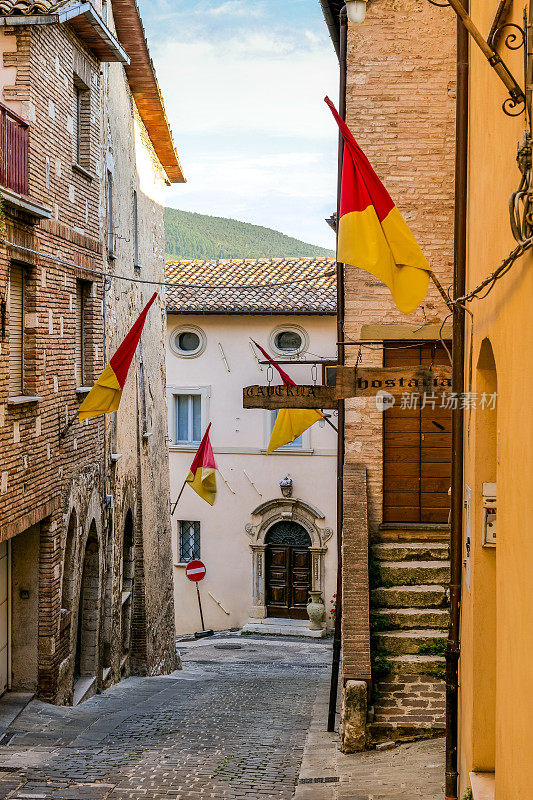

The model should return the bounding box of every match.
[185,559,214,639]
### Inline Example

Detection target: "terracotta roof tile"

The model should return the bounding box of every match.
[0,0,70,13]
[165,257,337,315]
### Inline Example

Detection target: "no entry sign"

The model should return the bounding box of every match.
[185,559,206,582]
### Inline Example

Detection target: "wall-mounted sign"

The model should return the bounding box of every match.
[243,365,452,410]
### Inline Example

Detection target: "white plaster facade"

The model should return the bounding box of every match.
[165,313,337,635]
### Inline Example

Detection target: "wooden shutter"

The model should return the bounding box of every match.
[383,342,451,524]
[8,265,23,396]
[75,282,84,386]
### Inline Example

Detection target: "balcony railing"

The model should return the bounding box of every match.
[0,101,29,196]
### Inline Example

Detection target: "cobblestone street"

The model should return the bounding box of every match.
[0,636,330,800]
[0,635,445,799]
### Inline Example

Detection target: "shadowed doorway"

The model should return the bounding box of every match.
[265,521,312,619]
[74,525,99,680]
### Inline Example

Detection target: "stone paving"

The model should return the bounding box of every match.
[0,635,331,800]
[294,683,445,800]
[0,635,445,799]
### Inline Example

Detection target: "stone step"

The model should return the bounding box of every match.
[374,629,447,656]
[388,654,446,675]
[371,585,448,608]
[379,560,450,586]
[371,607,450,630]
[369,721,446,745]
[376,525,450,543]
[372,541,449,562]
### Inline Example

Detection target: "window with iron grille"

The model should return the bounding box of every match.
[179,521,200,563]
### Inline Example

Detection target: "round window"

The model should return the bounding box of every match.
[178,331,200,352]
[170,325,206,358]
[275,330,302,352]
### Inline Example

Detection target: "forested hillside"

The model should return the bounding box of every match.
[165,208,334,261]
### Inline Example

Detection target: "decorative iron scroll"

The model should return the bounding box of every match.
[491,20,527,117]
[265,521,312,548]
[510,132,533,243]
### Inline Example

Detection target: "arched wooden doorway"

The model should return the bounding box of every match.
[74,525,99,679]
[265,521,312,619]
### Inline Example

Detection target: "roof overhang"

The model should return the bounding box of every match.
[0,2,129,63]
[319,0,344,58]
[58,3,129,63]
[110,0,185,183]
[165,308,337,316]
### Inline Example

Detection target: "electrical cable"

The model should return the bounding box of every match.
[4,241,335,292]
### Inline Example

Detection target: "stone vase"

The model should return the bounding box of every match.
[307,591,325,631]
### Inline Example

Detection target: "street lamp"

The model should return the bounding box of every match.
[345,0,367,24]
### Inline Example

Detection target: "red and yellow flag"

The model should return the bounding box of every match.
[325,97,430,314]
[79,292,157,421]
[252,341,323,454]
[186,423,217,505]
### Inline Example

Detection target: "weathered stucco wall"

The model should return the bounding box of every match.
[102,15,176,677]
[458,1,533,797]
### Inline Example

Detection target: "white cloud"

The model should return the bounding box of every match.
[155,30,338,140]
[165,148,337,247]
[147,5,339,247]
[204,0,264,17]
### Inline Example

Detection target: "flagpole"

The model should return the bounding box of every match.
[322,414,338,434]
[328,4,347,735]
[170,479,187,516]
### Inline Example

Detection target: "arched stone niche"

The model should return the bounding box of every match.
[245,498,333,620]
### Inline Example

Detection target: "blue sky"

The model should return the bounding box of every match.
[137,0,339,248]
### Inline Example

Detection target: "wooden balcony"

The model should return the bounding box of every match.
[0,101,28,196]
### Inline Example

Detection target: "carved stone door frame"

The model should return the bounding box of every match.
[245,498,332,621]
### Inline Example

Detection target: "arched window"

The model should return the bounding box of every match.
[265,521,312,548]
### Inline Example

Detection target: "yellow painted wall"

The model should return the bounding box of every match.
[459,1,533,797]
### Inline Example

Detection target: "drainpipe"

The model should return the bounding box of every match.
[446,7,468,799]
[327,3,347,733]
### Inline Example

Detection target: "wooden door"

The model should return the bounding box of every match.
[266,546,311,619]
[383,341,452,524]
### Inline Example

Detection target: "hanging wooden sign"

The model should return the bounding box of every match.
[243,364,452,410]
[243,383,334,409]
[331,365,452,400]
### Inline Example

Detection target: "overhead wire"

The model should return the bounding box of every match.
[5,241,335,292]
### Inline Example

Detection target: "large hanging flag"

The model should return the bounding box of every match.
[186,423,217,505]
[252,340,323,454]
[79,292,157,421]
[325,96,430,314]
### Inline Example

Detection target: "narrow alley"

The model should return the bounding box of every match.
[0,636,444,800]
[0,636,327,799]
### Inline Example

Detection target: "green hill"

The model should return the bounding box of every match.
[164,208,334,261]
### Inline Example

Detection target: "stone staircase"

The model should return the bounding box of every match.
[368,535,450,743]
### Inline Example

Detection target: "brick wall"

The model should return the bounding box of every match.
[342,463,371,681]
[0,13,176,702]
[339,0,456,720]
[342,0,456,533]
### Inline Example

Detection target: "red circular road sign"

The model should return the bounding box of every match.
[185,559,206,582]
